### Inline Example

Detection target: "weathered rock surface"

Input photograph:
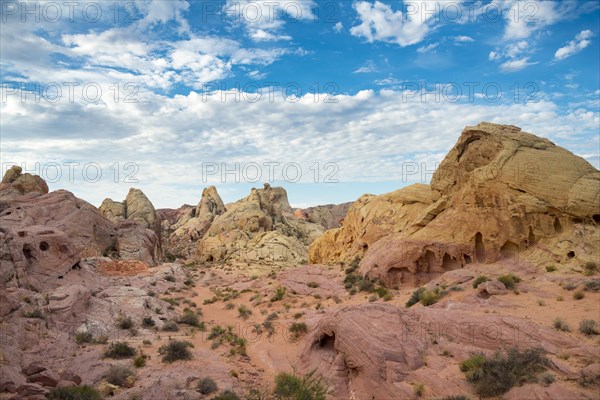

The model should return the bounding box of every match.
[278,264,346,296]
[0,165,48,199]
[309,123,600,288]
[298,303,598,400]
[301,202,352,229]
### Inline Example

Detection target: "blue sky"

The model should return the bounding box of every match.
[1,0,599,208]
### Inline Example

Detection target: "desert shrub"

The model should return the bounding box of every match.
[162,320,179,332]
[553,318,570,332]
[583,279,600,292]
[472,276,489,288]
[497,274,521,290]
[225,302,235,310]
[238,305,252,320]
[583,261,598,275]
[438,397,470,400]
[210,390,240,400]
[307,281,319,288]
[197,377,218,394]
[159,340,194,362]
[104,342,136,358]
[289,322,308,338]
[134,354,146,368]
[118,316,134,329]
[414,383,425,397]
[420,290,440,306]
[546,265,557,272]
[406,287,425,307]
[573,290,585,300]
[449,285,465,292]
[293,312,304,320]
[460,347,548,397]
[579,320,599,336]
[271,287,287,302]
[164,274,175,282]
[540,372,555,386]
[142,316,155,327]
[274,370,327,400]
[47,385,102,400]
[179,311,201,327]
[75,332,94,344]
[562,281,577,291]
[23,308,46,319]
[105,365,134,386]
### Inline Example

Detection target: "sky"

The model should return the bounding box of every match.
[1,0,599,209]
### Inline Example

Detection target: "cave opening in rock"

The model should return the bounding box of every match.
[442,253,460,270]
[500,241,519,260]
[22,244,33,260]
[318,333,336,351]
[554,218,562,233]
[475,232,485,263]
[39,241,49,251]
[464,254,472,264]
[386,267,404,289]
[593,214,600,224]
[567,251,575,259]
[528,227,536,246]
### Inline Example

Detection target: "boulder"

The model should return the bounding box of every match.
[99,199,126,223]
[478,280,508,296]
[21,362,45,377]
[27,370,60,387]
[0,165,48,199]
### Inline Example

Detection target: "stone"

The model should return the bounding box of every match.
[0,165,48,199]
[478,280,508,296]
[21,363,46,376]
[27,370,60,387]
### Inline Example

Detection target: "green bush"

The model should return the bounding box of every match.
[573,290,585,300]
[583,279,600,292]
[497,274,521,290]
[23,308,46,319]
[75,332,94,344]
[159,340,193,362]
[134,354,146,368]
[162,320,179,332]
[47,385,102,400]
[238,305,252,320]
[105,365,134,386]
[546,265,557,272]
[142,316,155,327]
[274,370,327,400]
[583,261,598,275]
[460,347,548,397]
[271,287,287,302]
[579,319,599,336]
[553,318,570,332]
[118,316,134,329]
[179,311,201,327]
[210,390,240,400]
[540,372,555,386]
[438,396,470,400]
[472,276,489,288]
[562,281,577,291]
[406,287,425,307]
[307,281,319,288]
[289,322,308,338]
[104,342,136,359]
[420,291,440,306]
[197,377,218,394]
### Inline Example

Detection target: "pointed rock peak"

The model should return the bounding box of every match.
[197,186,226,217]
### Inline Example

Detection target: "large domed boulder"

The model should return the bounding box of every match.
[0,165,49,199]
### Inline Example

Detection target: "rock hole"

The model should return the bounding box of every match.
[593,214,600,224]
[58,276,63,279]
[475,232,486,263]
[500,241,519,260]
[464,254,472,264]
[71,262,81,270]
[572,218,582,224]
[567,251,575,259]
[554,218,562,233]
[22,244,33,260]
[206,255,214,262]
[39,241,49,251]
[386,267,404,289]
[442,253,460,270]
[528,227,536,246]
[318,333,335,351]
[17,231,26,237]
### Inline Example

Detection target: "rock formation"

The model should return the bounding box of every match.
[309,123,600,287]
[301,202,352,229]
[0,165,48,200]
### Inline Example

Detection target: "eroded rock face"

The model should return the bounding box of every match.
[196,184,324,263]
[0,165,49,200]
[298,303,598,400]
[309,123,600,287]
[300,203,352,230]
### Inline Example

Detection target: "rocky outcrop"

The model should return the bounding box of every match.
[0,165,49,200]
[196,184,324,263]
[309,123,600,287]
[298,303,598,400]
[302,202,352,229]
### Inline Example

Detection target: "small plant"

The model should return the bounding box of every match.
[583,261,598,275]
[556,296,564,301]
[134,354,147,368]
[162,320,179,332]
[143,339,152,345]
[383,293,393,301]
[47,385,103,400]
[179,311,201,327]
[75,332,94,344]
[274,370,327,400]
[573,290,585,300]
[158,340,194,362]
[420,290,440,306]
[472,275,489,289]
[579,319,599,336]
[449,285,465,292]
[406,287,425,307]
[537,300,545,306]
[117,316,134,330]
[583,279,600,292]
[142,316,155,327]
[497,274,521,290]
[105,365,134,387]
[225,302,235,310]
[562,281,577,291]
[414,383,425,397]
[539,372,555,387]
[293,312,304,320]
[104,341,136,358]
[164,274,176,282]
[211,390,240,400]
[368,294,378,302]
[289,322,308,339]
[546,265,557,272]
[553,318,570,332]
[438,397,470,400]
[307,281,319,288]
[23,308,45,319]
[238,305,252,320]
[197,377,218,394]
[271,286,287,302]
[230,370,239,378]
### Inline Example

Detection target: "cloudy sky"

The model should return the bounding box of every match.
[1,0,599,209]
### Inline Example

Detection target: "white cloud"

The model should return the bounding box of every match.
[334,22,343,33]
[354,60,377,73]
[499,57,537,72]
[454,35,474,43]
[417,43,439,54]
[554,30,594,60]
[504,0,563,40]
[350,1,432,47]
